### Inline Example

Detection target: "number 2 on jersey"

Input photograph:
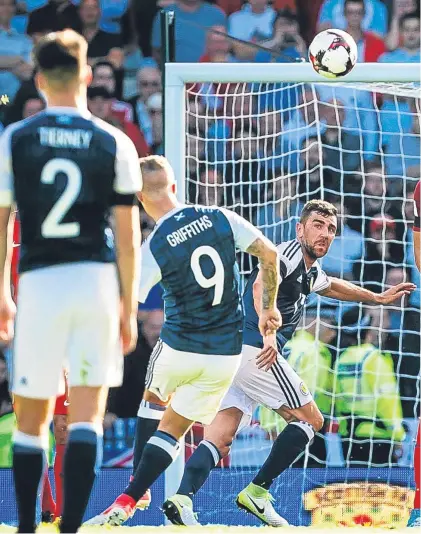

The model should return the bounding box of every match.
[40,158,81,238]
[191,245,224,306]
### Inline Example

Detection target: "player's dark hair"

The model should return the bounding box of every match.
[399,11,420,28]
[33,29,87,85]
[300,199,338,224]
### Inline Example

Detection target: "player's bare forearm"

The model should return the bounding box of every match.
[319,277,416,305]
[113,205,141,315]
[247,237,279,309]
[413,230,420,272]
[0,208,14,298]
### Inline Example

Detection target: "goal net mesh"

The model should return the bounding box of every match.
[183,79,420,528]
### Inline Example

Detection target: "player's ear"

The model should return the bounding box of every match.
[137,192,144,203]
[84,64,93,87]
[296,221,303,238]
[171,183,176,194]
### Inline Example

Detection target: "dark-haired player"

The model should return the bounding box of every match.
[0,29,141,533]
[164,199,416,527]
[408,179,420,528]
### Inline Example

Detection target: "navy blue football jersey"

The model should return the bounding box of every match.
[243,239,330,351]
[0,107,141,273]
[139,205,263,355]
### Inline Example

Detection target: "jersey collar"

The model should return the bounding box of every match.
[45,106,91,120]
[155,204,187,227]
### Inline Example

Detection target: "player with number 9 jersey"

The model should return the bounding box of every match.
[139,162,279,425]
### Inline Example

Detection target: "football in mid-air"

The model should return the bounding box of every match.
[309,29,357,79]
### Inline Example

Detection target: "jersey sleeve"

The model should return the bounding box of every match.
[0,127,14,207]
[220,208,264,252]
[114,130,142,197]
[312,263,331,293]
[413,181,420,232]
[138,239,162,304]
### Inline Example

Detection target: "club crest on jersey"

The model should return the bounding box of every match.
[300,382,309,396]
[174,212,185,221]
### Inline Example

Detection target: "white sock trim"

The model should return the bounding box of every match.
[290,421,315,443]
[148,436,180,460]
[137,399,165,420]
[201,440,221,466]
[68,421,103,437]
[13,430,48,451]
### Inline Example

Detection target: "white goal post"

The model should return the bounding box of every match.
[162,61,421,524]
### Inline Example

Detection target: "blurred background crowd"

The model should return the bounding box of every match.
[0,0,420,468]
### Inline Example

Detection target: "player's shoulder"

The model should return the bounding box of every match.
[277,239,302,268]
[0,113,44,144]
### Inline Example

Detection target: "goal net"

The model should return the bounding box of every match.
[166,63,420,528]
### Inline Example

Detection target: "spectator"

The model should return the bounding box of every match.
[361,214,403,292]
[255,175,303,243]
[321,202,364,282]
[254,8,306,60]
[27,0,81,41]
[297,136,323,202]
[217,0,297,16]
[379,11,420,63]
[21,93,44,118]
[87,86,149,156]
[200,25,234,63]
[334,307,405,466]
[383,98,421,188]
[228,0,276,60]
[0,0,33,102]
[79,0,124,69]
[320,98,361,180]
[383,267,420,417]
[152,0,226,63]
[91,60,133,121]
[128,63,161,147]
[385,0,417,51]
[317,0,388,37]
[279,85,324,165]
[72,0,133,40]
[362,169,387,221]
[343,0,386,62]
[196,166,223,206]
[146,92,163,155]
[106,309,164,420]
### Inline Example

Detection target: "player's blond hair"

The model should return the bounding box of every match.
[33,30,88,89]
[139,156,176,198]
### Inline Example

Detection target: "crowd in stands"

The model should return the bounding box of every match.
[0,0,420,465]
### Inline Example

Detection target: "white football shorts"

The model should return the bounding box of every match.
[146,339,241,425]
[220,344,313,430]
[12,262,123,399]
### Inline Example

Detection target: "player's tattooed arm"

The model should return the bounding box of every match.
[319,277,416,305]
[247,237,279,310]
[247,237,281,336]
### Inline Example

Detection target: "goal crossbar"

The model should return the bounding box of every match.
[164,62,421,202]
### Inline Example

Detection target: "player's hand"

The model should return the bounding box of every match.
[256,332,278,371]
[120,311,138,355]
[376,282,416,305]
[0,296,16,345]
[258,307,282,337]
